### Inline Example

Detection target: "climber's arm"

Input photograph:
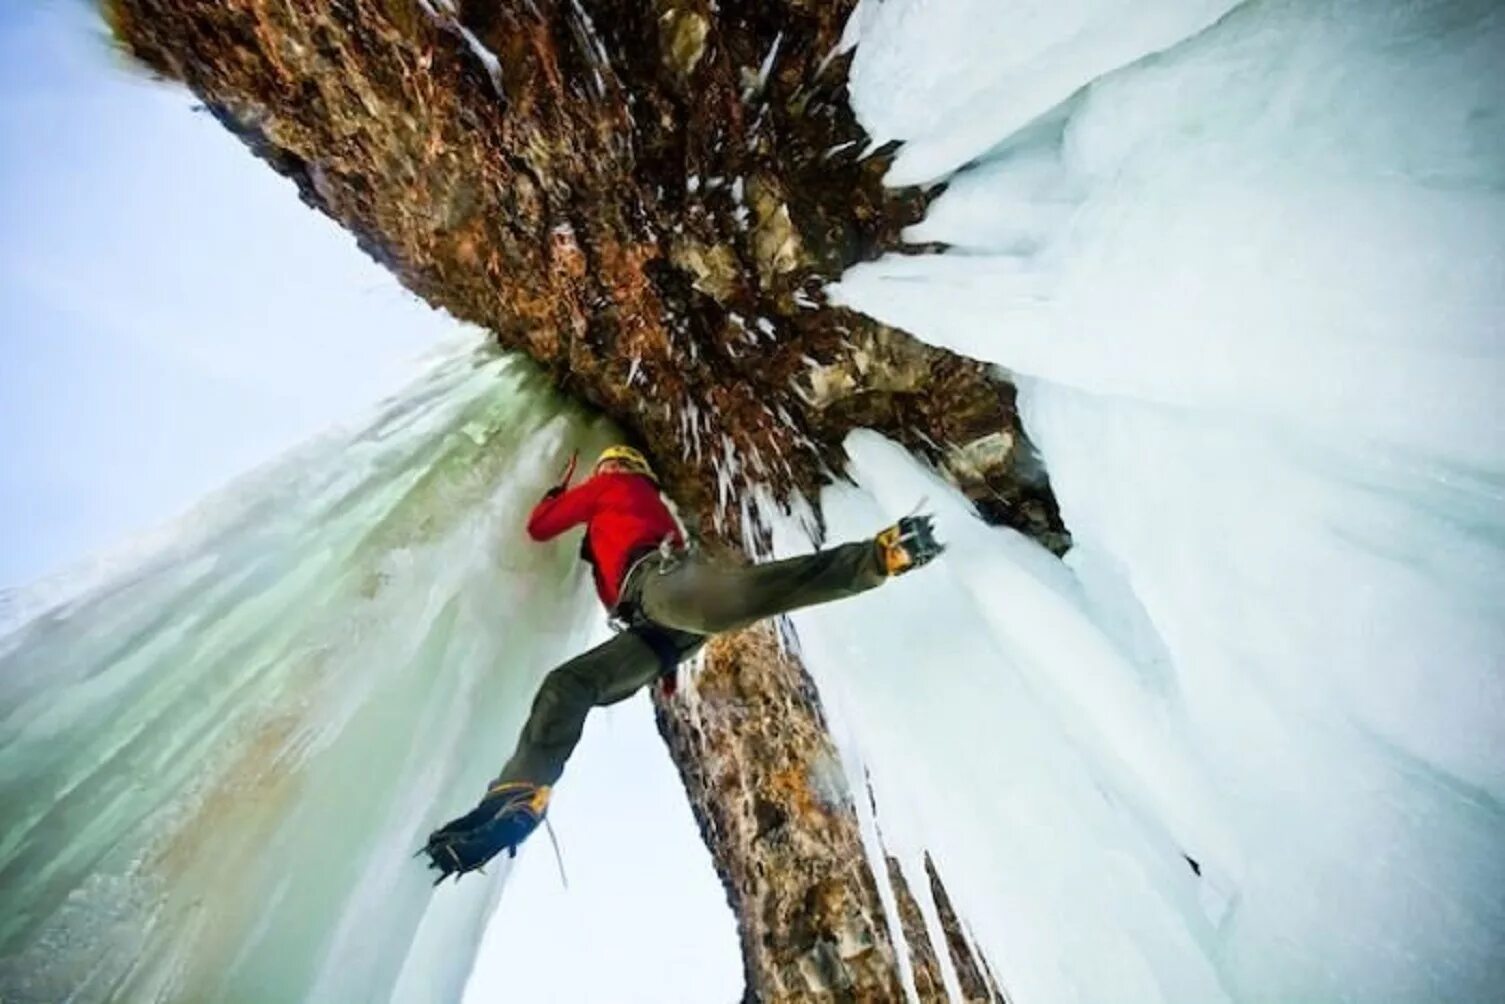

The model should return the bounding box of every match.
[526,475,599,540]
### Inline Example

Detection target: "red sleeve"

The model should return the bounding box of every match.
[526,477,601,541]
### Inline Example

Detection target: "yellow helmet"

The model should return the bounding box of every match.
[595,444,656,480]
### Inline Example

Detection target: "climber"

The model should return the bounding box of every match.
[420,444,943,882]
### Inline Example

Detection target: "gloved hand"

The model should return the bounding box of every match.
[875,513,945,576]
[543,451,579,500]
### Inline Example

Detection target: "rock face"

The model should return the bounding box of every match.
[659,624,1006,1002]
[659,623,916,999]
[106,0,1063,551]
[107,0,1050,998]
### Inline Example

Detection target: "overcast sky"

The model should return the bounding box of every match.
[0,4,741,999]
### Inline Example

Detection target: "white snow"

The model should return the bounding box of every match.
[819,0,1505,1001]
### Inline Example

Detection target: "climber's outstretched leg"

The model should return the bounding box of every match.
[421,625,700,882]
[420,515,941,882]
[637,514,944,636]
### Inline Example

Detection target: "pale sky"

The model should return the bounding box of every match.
[467,665,742,1003]
[0,4,740,999]
[0,2,444,587]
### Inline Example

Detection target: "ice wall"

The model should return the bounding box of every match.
[813,0,1505,1001]
[0,341,615,1002]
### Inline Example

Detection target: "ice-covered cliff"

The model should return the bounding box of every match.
[3,0,1501,1001]
[824,1,1505,1000]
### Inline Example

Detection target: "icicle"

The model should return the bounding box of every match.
[454,26,505,97]
[567,0,614,98]
[0,344,611,998]
[758,34,784,87]
[742,32,784,103]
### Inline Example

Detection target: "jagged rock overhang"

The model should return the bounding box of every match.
[102,1,1045,998]
[105,0,1066,555]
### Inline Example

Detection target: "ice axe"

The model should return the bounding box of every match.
[557,450,579,488]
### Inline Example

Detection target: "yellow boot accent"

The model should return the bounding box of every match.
[875,524,911,576]
[484,780,552,814]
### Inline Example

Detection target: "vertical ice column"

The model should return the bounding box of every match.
[829,0,1505,1001]
[0,346,615,1003]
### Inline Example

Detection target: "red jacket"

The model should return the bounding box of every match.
[527,471,683,609]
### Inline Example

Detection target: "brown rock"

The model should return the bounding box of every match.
[658,3,710,80]
[656,621,914,1001]
[105,1,1040,997]
[106,0,1065,551]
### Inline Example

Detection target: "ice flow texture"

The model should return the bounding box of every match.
[812,0,1505,1002]
[0,0,1501,1001]
[0,344,618,1002]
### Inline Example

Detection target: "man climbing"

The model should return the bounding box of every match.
[421,444,942,882]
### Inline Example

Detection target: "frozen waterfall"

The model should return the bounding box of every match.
[812,0,1505,1001]
[1,0,1501,1001]
[0,343,622,1001]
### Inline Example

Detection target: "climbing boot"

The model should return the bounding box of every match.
[422,780,550,883]
[875,514,945,576]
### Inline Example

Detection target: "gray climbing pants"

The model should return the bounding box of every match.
[493,539,886,787]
